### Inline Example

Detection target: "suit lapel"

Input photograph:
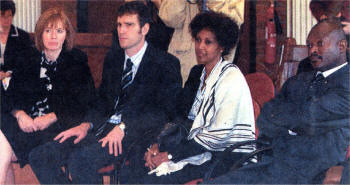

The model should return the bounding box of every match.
[4,26,18,62]
[113,51,125,98]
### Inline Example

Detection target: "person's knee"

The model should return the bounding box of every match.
[67,148,94,175]
[28,142,59,168]
[0,131,14,163]
[29,145,46,167]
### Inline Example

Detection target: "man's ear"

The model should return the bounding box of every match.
[141,23,150,36]
[338,39,347,53]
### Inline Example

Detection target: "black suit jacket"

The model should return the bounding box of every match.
[257,64,350,183]
[1,25,33,115]
[85,44,182,144]
[8,48,96,133]
[1,25,33,72]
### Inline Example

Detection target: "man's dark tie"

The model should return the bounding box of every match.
[313,72,325,82]
[309,72,325,96]
[121,58,133,90]
[95,59,134,137]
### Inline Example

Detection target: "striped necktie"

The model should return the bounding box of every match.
[121,58,133,89]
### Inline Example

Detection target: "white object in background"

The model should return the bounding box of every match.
[12,0,41,32]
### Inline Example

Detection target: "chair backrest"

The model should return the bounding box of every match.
[245,72,275,137]
[252,99,260,138]
[245,72,275,108]
[275,37,308,91]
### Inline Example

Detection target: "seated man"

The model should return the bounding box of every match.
[27,1,182,184]
[208,18,350,184]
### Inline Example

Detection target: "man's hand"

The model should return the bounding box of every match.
[33,112,57,131]
[0,71,11,80]
[144,143,160,170]
[54,123,91,144]
[99,125,124,156]
[150,152,170,168]
[13,110,37,133]
[342,21,350,34]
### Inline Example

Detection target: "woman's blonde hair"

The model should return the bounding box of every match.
[34,7,75,51]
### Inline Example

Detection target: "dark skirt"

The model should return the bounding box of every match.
[1,113,58,167]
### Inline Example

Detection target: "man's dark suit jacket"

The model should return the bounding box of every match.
[85,44,182,145]
[7,47,96,133]
[208,64,349,184]
[257,63,350,183]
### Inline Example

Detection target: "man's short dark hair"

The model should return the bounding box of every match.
[116,1,152,28]
[190,11,239,57]
[0,0,16,15]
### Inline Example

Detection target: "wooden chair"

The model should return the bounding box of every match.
[245,72,275,137]
[275,37,308,91]
[322,146,350,184]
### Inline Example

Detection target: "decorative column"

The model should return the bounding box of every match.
[12,0,41,32]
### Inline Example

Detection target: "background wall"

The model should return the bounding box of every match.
[12,0,318,81]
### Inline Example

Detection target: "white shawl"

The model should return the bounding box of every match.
[188,60,255,153]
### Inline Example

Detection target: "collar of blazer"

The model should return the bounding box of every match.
[9,25,19,37]
[324,63,349,83]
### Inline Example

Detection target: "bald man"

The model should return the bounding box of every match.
[207,19,350,184]
[297,0,350,74]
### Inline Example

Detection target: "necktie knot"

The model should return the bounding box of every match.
[314,72,325,82]
[125,59,133,71]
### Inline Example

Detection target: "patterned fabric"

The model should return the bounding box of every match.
[121,58,134,89]
[187,58,222,121]
[187,70,206,121]
[30,53,57,117]
[105,58,134,126]
[187,60,256,153]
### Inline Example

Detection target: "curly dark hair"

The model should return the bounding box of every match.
[0,0,16,15]
[189,11,239,57]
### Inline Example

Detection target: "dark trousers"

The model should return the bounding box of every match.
[205,155,306,184]
[28,133,116,184]
[121,140,244,184]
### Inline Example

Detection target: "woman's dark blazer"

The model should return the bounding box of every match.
[1,25,33,116]
[7,47,96,133]
[1,25,33,72]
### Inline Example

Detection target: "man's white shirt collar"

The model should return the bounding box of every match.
[322,63,347,78]
[124,41,148,71]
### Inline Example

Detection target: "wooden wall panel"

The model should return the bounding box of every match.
[87,0,123,33]
[74,33,112,88]
[41,0,78,30]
